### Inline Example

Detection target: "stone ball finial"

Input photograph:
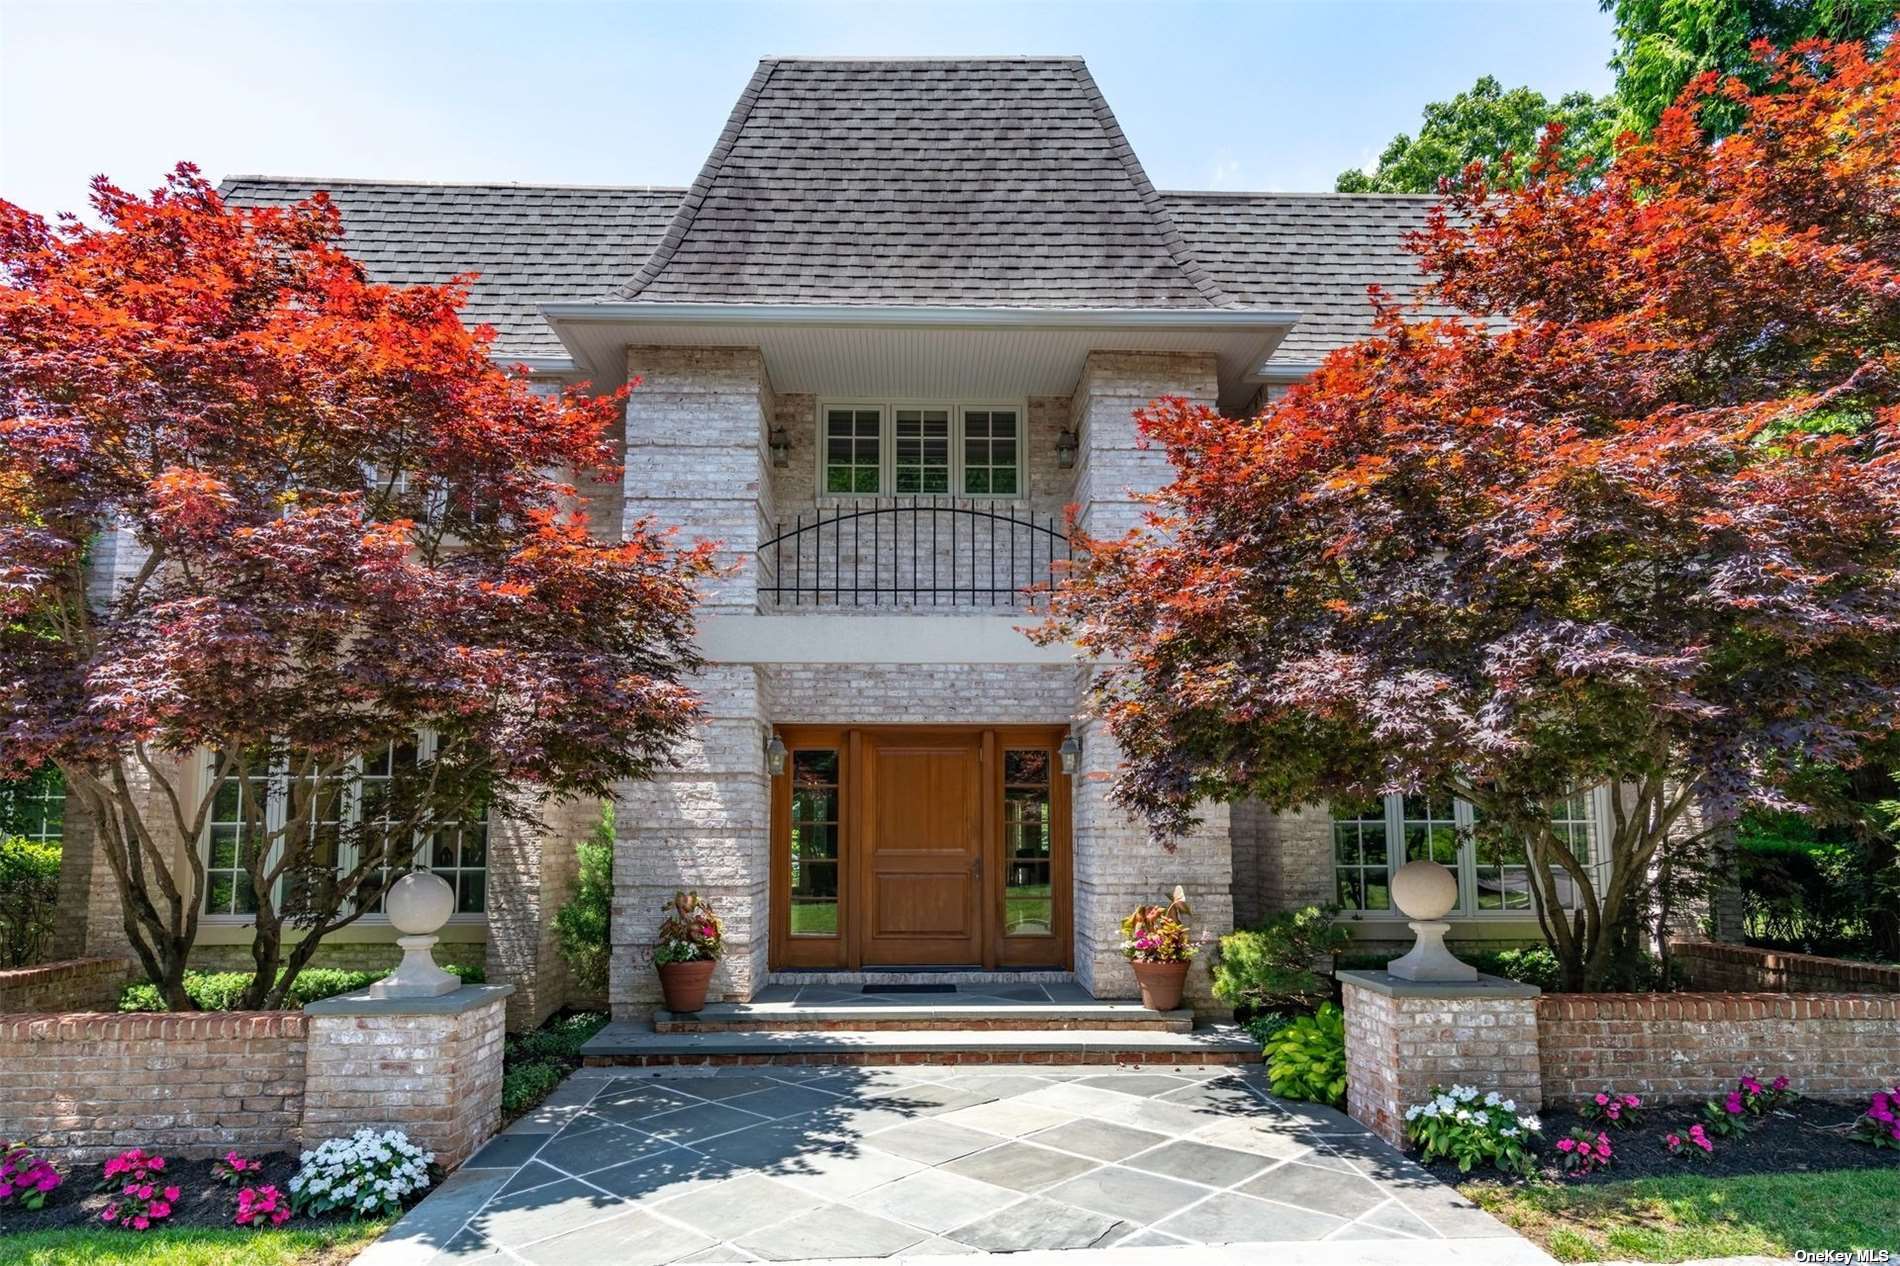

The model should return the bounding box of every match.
[1391,859,1458,921]
[385,870,455,936]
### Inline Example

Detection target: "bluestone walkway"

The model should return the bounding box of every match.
[355,1064,1551,1266]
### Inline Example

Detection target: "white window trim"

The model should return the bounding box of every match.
[196,734,487,926]
[1333,789,1612,919]
[816,398,1029,503]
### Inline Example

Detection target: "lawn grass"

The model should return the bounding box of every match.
[0,1222,387,1266]
[1466,1168,1900,1263]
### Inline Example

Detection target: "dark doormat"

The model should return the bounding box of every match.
[862,983,958,994]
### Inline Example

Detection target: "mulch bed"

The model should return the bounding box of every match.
[0,1151,359,1235]
[1423,1098,1900,1186]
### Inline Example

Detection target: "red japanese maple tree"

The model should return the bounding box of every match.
[1044,36,1900,989]
[0,166,715,1010]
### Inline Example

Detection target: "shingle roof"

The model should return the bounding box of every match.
[219,177,681,359]
[220,66,1452,365]
[615,57,1232,309]
[1163,191,1453,362]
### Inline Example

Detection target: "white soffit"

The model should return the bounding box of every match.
[540,303,1300,412]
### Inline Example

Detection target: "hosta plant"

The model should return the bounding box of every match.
[289,1129,433,1220]
[1850,1086,1900,1149]
[1554,1127,1613,1176]
[1262,1003,1347,1107]
[1403,1085,1540,1176]
[1578,1090,1644,1130]
[0,1141,61,1210]
[97,1149,179,1231]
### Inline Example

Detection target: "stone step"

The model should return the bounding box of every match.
[654,1000,1194,1034]
[765,968,1079,988]
[580,1022,1261,1067]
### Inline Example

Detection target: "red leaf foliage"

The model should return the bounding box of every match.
[1043,37,1900,841]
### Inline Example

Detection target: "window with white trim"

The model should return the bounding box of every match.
[820,402,1024,498]
[200,732,487,919]
[1332,791,1597,915]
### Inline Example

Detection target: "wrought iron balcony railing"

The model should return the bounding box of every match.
[758,498,1073,609]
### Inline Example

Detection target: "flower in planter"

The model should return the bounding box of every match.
[235,1184,293,1227]
[654,891,724,965]
[0,1141,61,1210]
[1849,1086,1900,1149]
[1579,1089,1645,1130]
[1119,887,1201,962]
[1664,1123,1715,1159]
[96,1149,179,1230]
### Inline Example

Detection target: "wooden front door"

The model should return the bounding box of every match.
[769,725,1071,971]
[859,730,985,965]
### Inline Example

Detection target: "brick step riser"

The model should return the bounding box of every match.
[653,1017,1194,1034]
[585,1050,1259,1068]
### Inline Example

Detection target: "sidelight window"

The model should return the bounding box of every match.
[789,749,841,936]
[1002,749,1054,936]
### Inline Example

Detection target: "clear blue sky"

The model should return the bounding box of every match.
[1,0,1616,218]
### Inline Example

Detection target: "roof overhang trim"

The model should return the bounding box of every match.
[540,303,1301,412]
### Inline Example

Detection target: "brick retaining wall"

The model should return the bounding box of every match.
[0,958,135,1013]
[0,1011,308,1158]
[1672,939,1900,994]
[1536,992,1900,1103]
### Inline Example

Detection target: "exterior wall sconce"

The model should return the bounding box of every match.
[1055,428,1079,469]
[765,733,788,776]
[1058,734,1080,776]
[768,426,791,468]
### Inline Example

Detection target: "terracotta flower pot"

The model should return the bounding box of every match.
[1131,959,1189,1012]
[657,959,716,1013]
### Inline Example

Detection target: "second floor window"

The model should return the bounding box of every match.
[822,402,1023,498]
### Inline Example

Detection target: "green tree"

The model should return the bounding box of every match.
[1605,0,1894,133]
[1337,76,1617,193]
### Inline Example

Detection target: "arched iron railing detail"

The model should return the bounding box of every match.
[758,498,1072,608]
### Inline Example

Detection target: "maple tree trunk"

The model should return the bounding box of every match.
[66,764,200,1011]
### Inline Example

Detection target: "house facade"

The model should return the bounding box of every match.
[51,57,1586,1029]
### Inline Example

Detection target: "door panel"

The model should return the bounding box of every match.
[861,732,983,965]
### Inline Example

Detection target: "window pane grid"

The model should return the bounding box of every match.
[962,409,1020,497]
[1331,798,1391,912]
[824,408,882,495]
[790,749,840,937]
[1003,749,1053,936]
[893,409,950,495]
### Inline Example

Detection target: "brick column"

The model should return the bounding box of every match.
[611,664,770,1017]
[301,983,512,1169]
[1068,352,1234,1009]
[1339,970,1542,1147]
[484,795,598,1032]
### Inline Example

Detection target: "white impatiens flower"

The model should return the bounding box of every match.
[1501,1126,1519,1138]
[1502,1099,1516,1112]
[1519,1115,1541,1132]
[1435,1094,1456,1112]
[1483,1091,1502,1107]
[1405,1105,1421,1121]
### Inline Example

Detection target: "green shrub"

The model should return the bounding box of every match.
[501,1060,566,1116]
[1243,1011,1293,1047]
[1339,944,1561,989]
[506,1010,608,1063]
[0,836,61,967]
[1211,905,1350,1016]
[554,806,614,995]
[1264,1002,1347,1107]
[119,962,483,1012]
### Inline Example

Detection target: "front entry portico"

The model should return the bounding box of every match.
[770,726,1072,972]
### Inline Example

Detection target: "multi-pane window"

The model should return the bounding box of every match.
[824,408,883,494]
[893,408,952,494]
[1003,749,1054,936]
[1332,797,1391,912]
[1334,791,1598,915]
[789,750,840,936]
[2,770,64,845]
[819,402,1025,498]
[961,409,1020,496]
[200,734,487,919]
